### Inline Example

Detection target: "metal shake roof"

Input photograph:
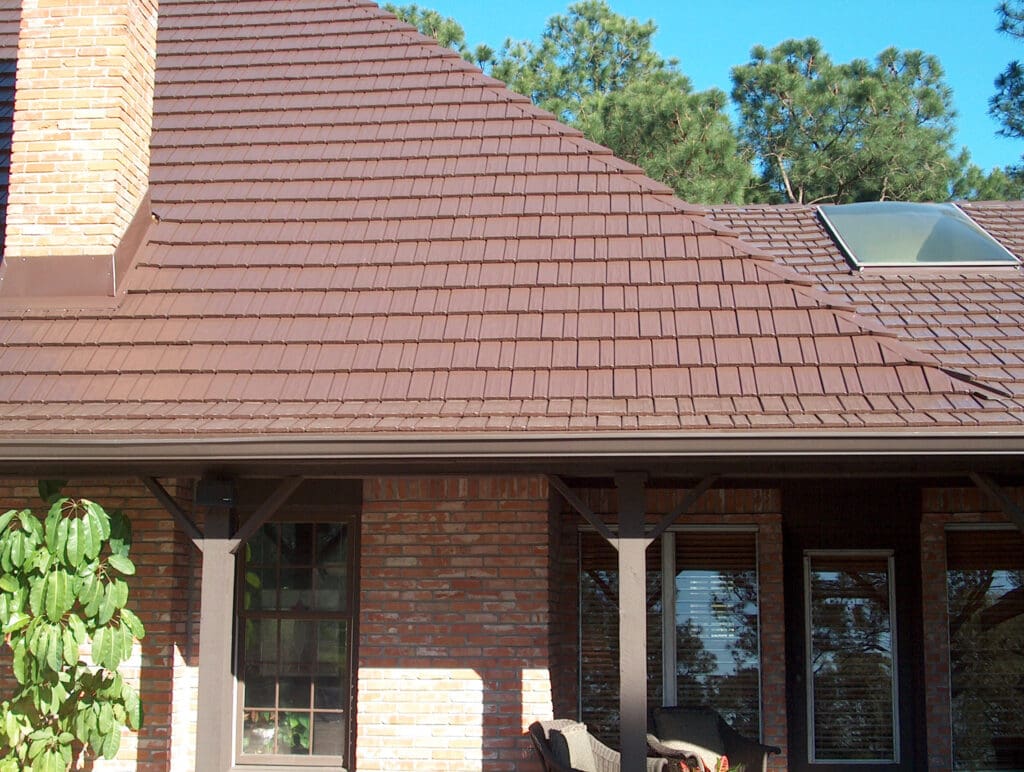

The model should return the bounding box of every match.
[0,0,1019,442]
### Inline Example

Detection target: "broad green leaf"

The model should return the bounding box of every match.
[43,506,60,554]
[27,737,46,760]
[4,705,20,744]
[52,684,69,720]
[44,625,62,673]
[122,683,142,730]
[107,511,131,557]
[120,621,135,662]
[100,724,120,759]
[12,639,26,683]
[3,611,30,635]
[97,702,113,735]
[18,510,42,541]
[120,607,145,639]
[77,571,98,606]
[80,510,98,562]
[53,518,69,565]
[84,500,111,545]
[9,532,25,570]
[61,628,78,666]
[92,627,116,670]
[106,554,135,576]
[43,571,71,623]
[0,573,19,592]
[111,579,129,609]
[0,509,16,533]
[65,518,83,566]
[97,585,117,626]
[28,576,44,617]
[30,749,64,772]
[67,614,86,644]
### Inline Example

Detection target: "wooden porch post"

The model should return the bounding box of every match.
[614,473,652,772]
[195,508,237,771]
[143,477,303,770]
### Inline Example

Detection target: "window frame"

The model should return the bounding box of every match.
[233,505,360,769]
[803,549,900,765]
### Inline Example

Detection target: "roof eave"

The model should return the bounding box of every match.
[1,430,1023,479]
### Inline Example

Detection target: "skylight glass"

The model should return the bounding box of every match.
[818,202,1020,269]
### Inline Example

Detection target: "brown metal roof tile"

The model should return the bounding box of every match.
[1,2,1018,436]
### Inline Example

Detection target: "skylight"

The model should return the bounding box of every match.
[818,202,1020,269]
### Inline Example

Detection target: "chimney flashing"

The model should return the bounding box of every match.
[0,190,154,306]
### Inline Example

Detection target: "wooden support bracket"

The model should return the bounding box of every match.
[970,472,1024,532]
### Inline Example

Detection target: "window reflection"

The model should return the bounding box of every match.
[806,553,897,763]
[239,521,351,761]
[947,529,1024,769]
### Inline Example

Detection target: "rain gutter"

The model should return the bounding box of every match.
[1,430,1023,465]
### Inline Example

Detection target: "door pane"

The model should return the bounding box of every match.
[806,553,897,762]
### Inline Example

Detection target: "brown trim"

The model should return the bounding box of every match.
[141,476,204,543]
[3,431,1024,468]
[647,474,718,541]
[968,472,1024,532]
[610,473,652,772]
[196,508,238,772]
[229,476,304,554]
[548,474,615,541]
[0,190,153,303]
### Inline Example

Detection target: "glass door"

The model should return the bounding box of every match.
[804,552,899,764]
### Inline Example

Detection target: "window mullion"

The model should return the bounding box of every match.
[661,531,677,707]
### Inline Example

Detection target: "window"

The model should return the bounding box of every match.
[805,552,898,763]
[671,531,760,738]
[579,528,760,743]
[818,202,1019,269]
[237,520,355,764]
[947,528,1024,769]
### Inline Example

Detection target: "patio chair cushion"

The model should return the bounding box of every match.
[549,721,598,772]
[653,710,724,756]
[653,710,725,772]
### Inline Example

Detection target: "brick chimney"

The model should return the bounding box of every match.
[1,0,158,299]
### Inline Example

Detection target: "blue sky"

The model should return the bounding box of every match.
[424,0,1023,172]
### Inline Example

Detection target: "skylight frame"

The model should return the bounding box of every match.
[817,202,1021,271]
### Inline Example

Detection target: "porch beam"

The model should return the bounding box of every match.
[646,475,719,541]
[547,474,615,541]
[140,476,203,544]
[195,508,236,771]
[969,472,1024,532]
[229,475,305,554]
[612,472,651,772]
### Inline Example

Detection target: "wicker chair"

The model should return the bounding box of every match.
[529,719,669,772]
[646,707,780,772]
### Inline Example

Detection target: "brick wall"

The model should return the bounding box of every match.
[920,486,1021,770]
[357,476,553,771]
[6,0,158,259]
[0,478,193,772]
[549,485,787,770]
